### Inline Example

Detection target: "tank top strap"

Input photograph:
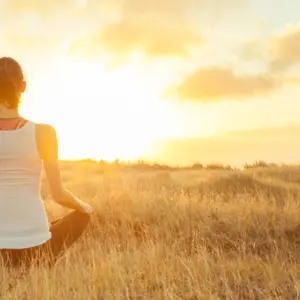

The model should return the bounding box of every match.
[19,120,35,132]
[15,118,29,129]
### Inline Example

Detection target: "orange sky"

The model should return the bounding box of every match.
[1,0,300,165]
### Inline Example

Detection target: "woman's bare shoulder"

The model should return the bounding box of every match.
[35,123,57,139]
[35,123,58,160]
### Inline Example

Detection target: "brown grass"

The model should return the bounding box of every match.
[2,163,300,299]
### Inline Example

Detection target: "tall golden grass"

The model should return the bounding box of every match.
[2,163,300,299]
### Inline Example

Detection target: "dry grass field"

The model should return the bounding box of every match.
[2,162,300,299]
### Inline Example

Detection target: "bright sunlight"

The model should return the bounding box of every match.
[20,56,189,161]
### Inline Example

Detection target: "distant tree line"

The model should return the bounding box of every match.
[243,161,281,169]
[59,158,290,171]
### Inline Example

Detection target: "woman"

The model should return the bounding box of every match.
[0,57,93,268]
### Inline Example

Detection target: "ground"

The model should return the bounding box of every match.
[3,162,300,299]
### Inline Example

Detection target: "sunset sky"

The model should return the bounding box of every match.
[1,0,300,166]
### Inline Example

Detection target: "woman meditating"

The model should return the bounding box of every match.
[0,57,93,268]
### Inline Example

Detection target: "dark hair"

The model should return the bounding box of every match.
[0,57,24,109]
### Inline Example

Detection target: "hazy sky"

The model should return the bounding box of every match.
[1,0,300,164]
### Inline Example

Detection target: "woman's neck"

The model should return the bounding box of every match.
[0,104,20,119]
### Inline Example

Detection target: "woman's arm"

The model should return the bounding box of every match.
[36,124,93,214]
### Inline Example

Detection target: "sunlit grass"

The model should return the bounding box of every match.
[2,163,300,299]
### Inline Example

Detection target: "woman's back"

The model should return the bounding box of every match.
[0,121,50,249]
[0,57,91,268]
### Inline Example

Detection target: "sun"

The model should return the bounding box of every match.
[20,56,179,161]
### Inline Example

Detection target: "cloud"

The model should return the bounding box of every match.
[269,23,300,71]
[91,0,204,58]
[100,20,201,57]
[243,23,300,72]
[70,0,246,59]
[286,77,300,86]
[173,67,279,101]
[2,0,248,61]
[240,39,267,61]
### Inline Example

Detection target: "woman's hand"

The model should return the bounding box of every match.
[74,197,94,214]
[77,200,94,215]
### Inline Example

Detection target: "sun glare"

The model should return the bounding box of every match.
[20,56,182,161]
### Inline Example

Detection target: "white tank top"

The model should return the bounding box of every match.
[0,121,51,249]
